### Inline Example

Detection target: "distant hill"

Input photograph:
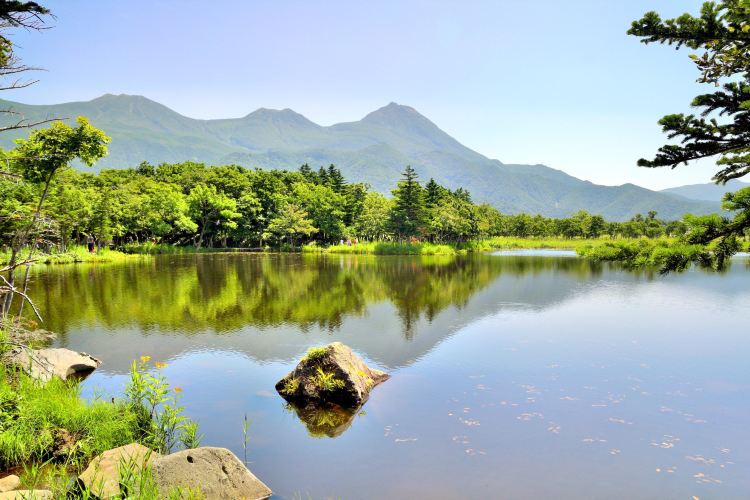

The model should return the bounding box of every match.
[0,94,720,221]
[661,180,749,203]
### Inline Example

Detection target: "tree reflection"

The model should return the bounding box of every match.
[28,253,610,340]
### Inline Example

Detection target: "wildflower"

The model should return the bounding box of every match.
[139,355,151,363]
[174,387,183,393]
[155,361,168,369]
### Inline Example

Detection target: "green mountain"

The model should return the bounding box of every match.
[661,180,749,203]
[0,94,719,221]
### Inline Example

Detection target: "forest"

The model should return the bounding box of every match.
[1,158,690,254]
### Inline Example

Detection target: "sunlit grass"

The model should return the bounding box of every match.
[0,245,147,266]
[0,365,139,471]
[303,242,457,255]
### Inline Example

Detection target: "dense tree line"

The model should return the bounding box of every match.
[1,159,689,252]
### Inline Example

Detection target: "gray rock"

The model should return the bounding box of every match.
[78,443,160,499]
[276,342,389,408]
[151,447,272,500]
[6,347,101,381]
[0,490,52,499]
[0,475,20,493]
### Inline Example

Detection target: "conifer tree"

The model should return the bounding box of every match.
[424,178,446,209]
[628,1,750,183]
[298,163,316,182]
[629,0,750,270]
[389,165,425,240]
[317,166,329,186]
[326,164,346,193]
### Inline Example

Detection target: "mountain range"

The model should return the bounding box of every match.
[660,180,749,203]
[0,94,724,221]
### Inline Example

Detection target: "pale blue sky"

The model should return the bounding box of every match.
[7,0,717,189]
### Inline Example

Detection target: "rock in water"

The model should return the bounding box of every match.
[6,347,101,382]
[275,342,389,407]
[78,443,160,498]
[151,447,272,500]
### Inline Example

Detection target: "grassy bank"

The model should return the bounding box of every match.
[303,241,458,255]
[0,336,200,497]
[1,245,146,266]
[302,237,663,256]
[468,236,638,252]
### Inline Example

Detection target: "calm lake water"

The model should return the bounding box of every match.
[26,253,750,499]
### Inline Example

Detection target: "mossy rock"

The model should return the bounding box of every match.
[275,342,388,408]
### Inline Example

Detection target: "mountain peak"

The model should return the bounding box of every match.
[244,107,317,126]
[91,93,153,103]
[362,102,423,123]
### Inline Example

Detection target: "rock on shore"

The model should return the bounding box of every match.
[151,447,272,499]
[5,347,100,381]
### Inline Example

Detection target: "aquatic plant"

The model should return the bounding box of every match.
[303,346,329,361]
[281,377,300,395]
[125,357,200,454]
[313,367,345,393]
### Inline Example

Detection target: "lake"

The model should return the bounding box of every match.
[26,252,750,499]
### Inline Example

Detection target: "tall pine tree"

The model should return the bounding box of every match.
[628,0,750,270]
[326,164,346,193]
[389,165,425,240]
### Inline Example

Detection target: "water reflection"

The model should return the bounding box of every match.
[25,253,747,373]
[21,253,750,499]
[283,402,358,438]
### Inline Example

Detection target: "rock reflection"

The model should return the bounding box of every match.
[283,401,358,439]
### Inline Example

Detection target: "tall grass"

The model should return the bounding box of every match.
[0,366,139,471]
[303,242,457,255]
[0,245,144,266]
[120,242,218,255]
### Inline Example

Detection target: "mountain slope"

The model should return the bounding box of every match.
[0,94,720,220]
[661,180,749,203]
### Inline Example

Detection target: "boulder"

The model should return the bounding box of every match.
[6,347,101,382]
[0,475,20,493]
[275,342,388,408]
[151,447,272,499]
[78,443,160,499]
[0,491,52,499]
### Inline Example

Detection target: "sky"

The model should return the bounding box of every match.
[5,0,720,190]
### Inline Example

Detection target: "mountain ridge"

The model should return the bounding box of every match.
[0,94,720,221]
[660,180,749,203]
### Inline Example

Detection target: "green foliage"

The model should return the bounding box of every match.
[125,357,200,454]
[576,239,718,273]
[303,346,329,361]
[628,1,750,85]
[0,156,718,266]
[12,117,110,184]
[281,377,300,396]
[389,165,426,239]
[187,183,240,249]
[628,2,750,270]
[0,365,139,471]
[307,241,457,255]
[264,202,318,248]
[312,367,345,392]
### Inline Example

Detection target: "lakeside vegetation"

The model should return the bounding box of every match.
[0,338,200,496]
[2,158,711,257]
